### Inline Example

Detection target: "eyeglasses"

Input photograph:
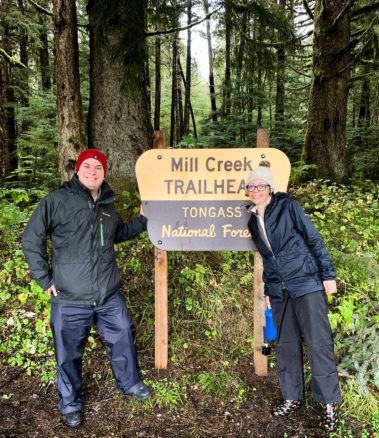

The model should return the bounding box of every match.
[246,184,270,192]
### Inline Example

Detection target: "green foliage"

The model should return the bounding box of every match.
[144,377,185,410]
[291,180,378,391]
[0,179,377,435]
[14,89,59,190]
[197,371,248,407]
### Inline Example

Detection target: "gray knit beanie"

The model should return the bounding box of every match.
[246,161,275,192]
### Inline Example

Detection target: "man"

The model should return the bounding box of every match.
[22,149,151,428]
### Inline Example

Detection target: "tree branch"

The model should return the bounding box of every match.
[331,0,354,30]
[145,6,221,37]
[288,64,312,77]
[338,36,374,75]
[351,1,379,17]
[335,15,377,59]
[286,84,310,91]
[0,48,27,68]
[26,0,52,16]
[302,0,314,20]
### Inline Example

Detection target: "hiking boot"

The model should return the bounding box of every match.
[271,400,302,417]
[320,403,339,433]
[126,381,151,401]
[63,411,82,428]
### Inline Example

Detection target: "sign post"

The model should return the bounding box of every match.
[153,131,168,369]
[253,129,270,376]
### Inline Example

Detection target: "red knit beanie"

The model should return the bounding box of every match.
[76,149,107,176]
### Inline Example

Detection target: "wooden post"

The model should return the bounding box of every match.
[253,128,269,376]
[153,131,168,369]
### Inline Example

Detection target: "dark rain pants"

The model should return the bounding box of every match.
[270,289,342,404]
[50,291,141,414]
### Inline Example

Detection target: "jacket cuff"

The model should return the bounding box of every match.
[138,214,148,230]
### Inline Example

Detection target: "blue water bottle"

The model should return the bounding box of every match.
[265,307,277,340]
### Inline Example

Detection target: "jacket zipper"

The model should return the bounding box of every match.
[100,217,104,247]
[258,212,286,290]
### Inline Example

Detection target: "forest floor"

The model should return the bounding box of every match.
[0,355,368,438]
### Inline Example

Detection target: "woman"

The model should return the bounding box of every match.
[246,161,341,433]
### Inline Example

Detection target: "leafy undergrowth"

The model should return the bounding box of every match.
[0,181,377,437]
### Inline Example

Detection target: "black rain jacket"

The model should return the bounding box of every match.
[247,192,336,302]
[22,174,147,306]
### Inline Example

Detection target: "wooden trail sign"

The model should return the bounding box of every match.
[136,147,290,252]
[139,129,291,374]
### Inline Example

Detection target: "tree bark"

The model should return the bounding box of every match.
[53,0,86,182]
[183,0,192,136]
[223,0,231,117]
[170,35,178,146]
[0,0,18,180]
[154,38,161,131]
[17,0,30,132]
[176,54,184,142]
[39,7,51,91]
[178,59,197,139]
[302,0,351,182]
[88,0,152,184]
[275,0,286,128]
[357,67,370,129]
[203,0,217,122]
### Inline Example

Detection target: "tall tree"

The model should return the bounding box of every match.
[39,9,52,91]
[275,0,286,128]
[303,0,352,182]
[223,0,232,117]
[170,34,179,146]
[154,37,161,131]
[183,0,192,135]
[88,0,152,183]
[0,0,18,181]
[17,0,30,133]
[203,0,217,122]
[53,0,86,181]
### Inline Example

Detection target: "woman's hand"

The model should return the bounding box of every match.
[265,296,271,308]
[323,279,337,295]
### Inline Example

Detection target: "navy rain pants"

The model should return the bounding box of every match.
[50,291,141,414]
[270,289,342,404]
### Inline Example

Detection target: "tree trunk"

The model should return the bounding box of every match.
[203,0,217,122]
[178,59,197,139]
[256,61,262,127]
[88,0,152,184]
[183,0,191,136]
[39,9,51,91]
[275,0,286,128]
[302,0,351,182]
[223,0,231,117]
[357,68,370,129]
[53,0,86,182]
[0,0,17,181]
[176,54,184,142]
[17,0,30,132]
[170,35,178,146]
[154,38,161,131]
